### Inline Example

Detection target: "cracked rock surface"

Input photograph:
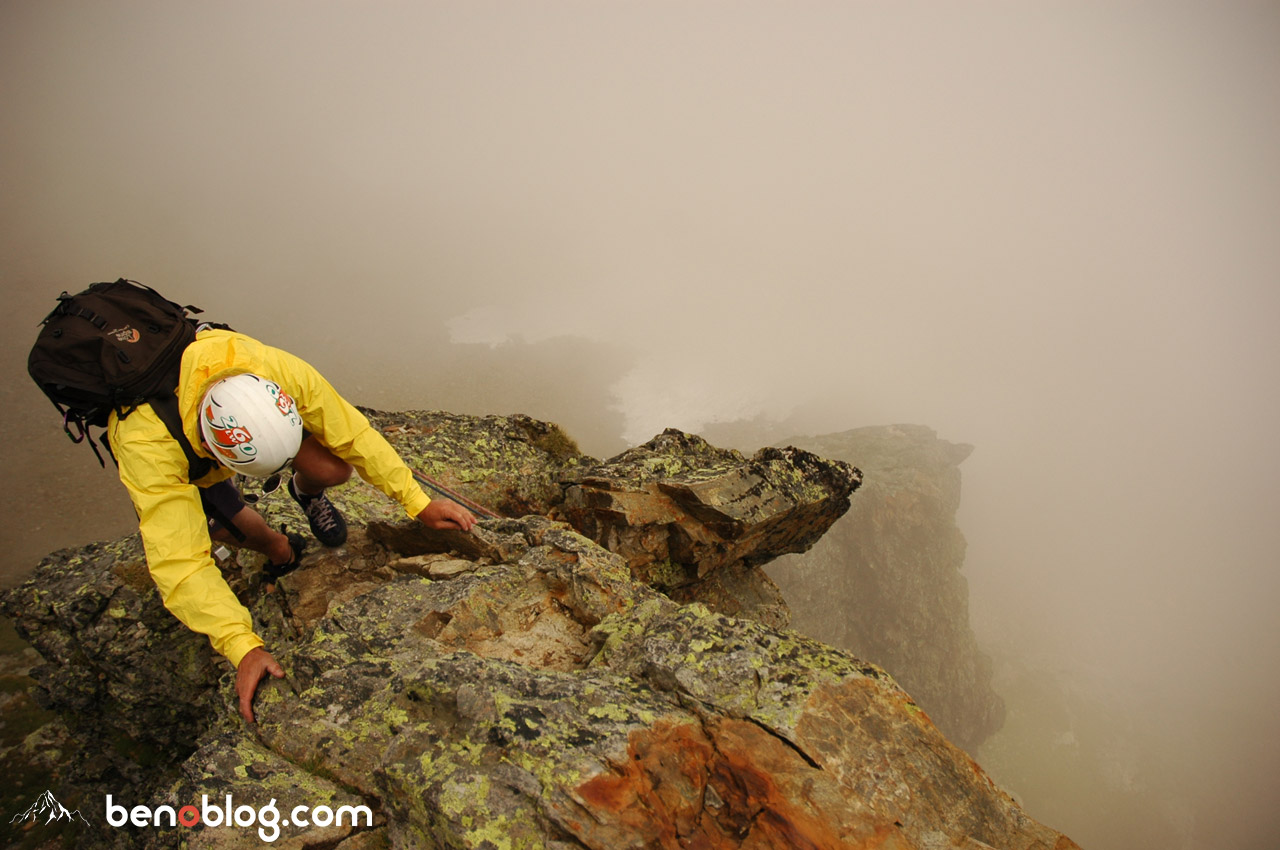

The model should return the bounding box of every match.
[2,412,1076,849]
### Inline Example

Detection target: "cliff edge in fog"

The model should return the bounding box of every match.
[766,425,1005,752]
[2,410,1076,849]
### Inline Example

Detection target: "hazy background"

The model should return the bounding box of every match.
[3,2,1278,848]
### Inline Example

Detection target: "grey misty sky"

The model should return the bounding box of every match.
[3,2,1279,846]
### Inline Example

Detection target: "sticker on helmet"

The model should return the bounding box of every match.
[202,403,257,459]
[262,382,302,425]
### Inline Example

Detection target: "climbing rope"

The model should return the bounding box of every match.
[410,469,502,519]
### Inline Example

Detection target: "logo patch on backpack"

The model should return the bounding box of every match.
[109,325,141,343]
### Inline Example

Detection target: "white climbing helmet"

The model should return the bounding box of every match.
[199,373,303,477]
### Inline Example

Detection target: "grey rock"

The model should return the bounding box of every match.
[560,429,862,595]
[2,412,1075,850]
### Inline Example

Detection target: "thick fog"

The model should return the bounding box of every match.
[3,2,1278,848]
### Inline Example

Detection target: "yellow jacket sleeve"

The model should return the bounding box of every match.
[109,406,264,668]
[179,331,432,519]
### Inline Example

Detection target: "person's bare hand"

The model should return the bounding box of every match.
[417,499,477,532]
[236,646,284,724]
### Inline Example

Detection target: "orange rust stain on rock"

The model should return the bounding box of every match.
[709,718,904,850]
[576,767,641,812]
[572,718,910,850]
[575,720,715,846]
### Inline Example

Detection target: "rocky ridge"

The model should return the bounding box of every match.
[2,410,1077,849]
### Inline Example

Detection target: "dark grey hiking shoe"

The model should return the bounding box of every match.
[288,478,348,547]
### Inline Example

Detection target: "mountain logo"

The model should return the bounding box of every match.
[8,790,91,827]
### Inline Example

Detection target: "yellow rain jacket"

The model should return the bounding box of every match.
[107,329,432,668]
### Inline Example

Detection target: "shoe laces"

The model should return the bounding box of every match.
[304,493,343,534]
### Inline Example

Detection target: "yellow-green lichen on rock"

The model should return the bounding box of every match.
[0,410,1078,850]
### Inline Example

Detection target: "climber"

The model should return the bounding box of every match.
[108,327,477,724]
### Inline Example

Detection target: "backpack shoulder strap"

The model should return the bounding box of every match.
[148,393,246,542]
[148,392,213,481]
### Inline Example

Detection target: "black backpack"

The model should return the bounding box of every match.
[28,279,215,481]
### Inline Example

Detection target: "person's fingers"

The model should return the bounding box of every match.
[418,501,478,530]
[451,504,477,530]
[238,678,256,724]
[236,650,286,724]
